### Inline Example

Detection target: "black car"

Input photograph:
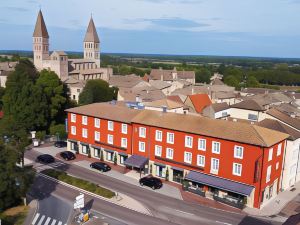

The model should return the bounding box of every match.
[60,151,76,161]
[54,141,67,148]
[37,154,55,164]
[139,175,163,190]
[90,162,111,172]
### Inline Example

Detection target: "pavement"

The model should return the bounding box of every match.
[244,181,300,219]
[27,145,285,225]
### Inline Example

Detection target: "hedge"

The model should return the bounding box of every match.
[42,169,115,199]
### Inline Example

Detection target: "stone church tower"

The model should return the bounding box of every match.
[83,17,100,67]
[33,10,49,70]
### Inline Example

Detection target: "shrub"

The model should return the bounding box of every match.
[42,169,115,198]
[50,124,67,140]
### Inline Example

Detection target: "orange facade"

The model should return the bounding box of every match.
[67,112,286,209]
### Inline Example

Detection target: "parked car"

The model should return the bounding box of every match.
[60,151,76,161]
[90,162,111,172]
[36,154,55,164]
[139,175,163,190]
[54,141,67,148]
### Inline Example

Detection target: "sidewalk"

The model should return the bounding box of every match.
[244,181,300,217]
[22,200,38,225]
[32,146,247,214]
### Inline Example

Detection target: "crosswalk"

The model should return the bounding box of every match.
[32,213,67,225]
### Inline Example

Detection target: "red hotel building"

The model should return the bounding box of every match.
[66,102,288,209]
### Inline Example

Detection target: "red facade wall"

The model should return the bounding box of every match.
[68,113,132,155]
[67,112,286,209]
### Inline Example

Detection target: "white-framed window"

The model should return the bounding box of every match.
[184,151,192,164]
[94,131,100,141]
[276,162,279,170]
[266,165,272,183]
[139,127,146,138]
[197,155,205,167]
[71,126,76,135]
[121,138,127,148]
[107,134,113,145]
[212,141,221,154]
[139,141,145,152]
[277,143,282,156]
[155,130,162,142]
[121,124,128,134]
[108,121,114,131]
[82,128,88,138]
[82,145,88,154]
[233,163,242,176]
[211,158,219,173]
[185,136,193,148]
[166,148,174,159]
[82,116,87,125]
[234,146,244,159]
[155,145,162,157]
[268,148,273,161]
[167,132,174,144]
[71,113,76,122]
[198,139,206,151]
[94,118,100,128]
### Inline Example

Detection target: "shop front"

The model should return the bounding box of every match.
[185,171,254,209]
[172,167,184,183]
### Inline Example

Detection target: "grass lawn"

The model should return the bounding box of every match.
[0,205,29,225]
[42,169,115,199]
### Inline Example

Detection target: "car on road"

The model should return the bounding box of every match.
[54,141,67,148]
[90,162,111,172]
[36,154,55,164]
[139,175,163,190]
[60,151,76,161]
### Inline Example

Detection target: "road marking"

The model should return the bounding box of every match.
[57,221,62,225]
[215,221,233,225]
[37,215,45,225]
[175,209,194,216]
[32,213,40,225]
[44,217,51,225]
[51,219,57,225]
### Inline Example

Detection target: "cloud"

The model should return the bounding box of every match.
[142,0,201,3]
[145,17,209,28]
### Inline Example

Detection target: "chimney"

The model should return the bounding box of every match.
[136,94,141,103]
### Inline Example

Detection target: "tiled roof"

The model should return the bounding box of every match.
[187,94,212,113]
[33,10,49,38]
[149,68,195,81]
[231,99,265,111]
[143,99,184,109]
[267,108,300,130]
[149,80,172,90]
[211,102,229,112]
[84,17,100,43]
[109,74,145,88]
[132,110,288,147]
[66,102,140,123]
[167,95,184,104]
[258,119,300,141]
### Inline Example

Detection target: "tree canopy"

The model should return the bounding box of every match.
[79,79,118,105]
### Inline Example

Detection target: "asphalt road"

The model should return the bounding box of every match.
[25,149,279,225]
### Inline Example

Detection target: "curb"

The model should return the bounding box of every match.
[23,198,39,225]
[37,172,152,216]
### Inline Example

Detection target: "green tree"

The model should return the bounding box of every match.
[195,68,212,83]
[224,75,239,89]
[79,79,118,105]
[50,124,67,140]
[0,143,34,211]
[36,70,67,126]
[246,76,260,88]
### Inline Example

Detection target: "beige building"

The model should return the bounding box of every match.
[33,10,112,101]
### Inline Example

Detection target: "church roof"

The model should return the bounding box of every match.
[33,10,49,38]
[84,17,100,43]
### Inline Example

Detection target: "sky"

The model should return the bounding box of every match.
[0,0,300,58]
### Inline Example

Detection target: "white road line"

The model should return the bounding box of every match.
[57,221,63,225]
[44,217,51,225]
[31,213,40,225]
[215,221,233,225]
[50,219,57,225]
[175,209,195,216]
[37,215,45,225]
